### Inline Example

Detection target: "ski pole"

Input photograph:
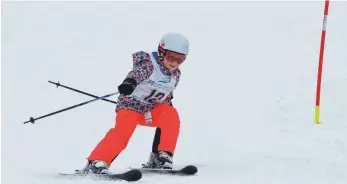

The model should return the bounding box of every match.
[23,91,119,124]
[48,81,117,104]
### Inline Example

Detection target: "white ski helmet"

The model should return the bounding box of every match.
[158,32,189,55]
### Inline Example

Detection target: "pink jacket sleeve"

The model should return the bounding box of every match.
[126,51,154,84]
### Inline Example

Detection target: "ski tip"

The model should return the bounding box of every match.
[181,165,198,175]
[123,169,142,181]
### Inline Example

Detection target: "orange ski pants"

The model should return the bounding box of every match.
[87,104,180,167]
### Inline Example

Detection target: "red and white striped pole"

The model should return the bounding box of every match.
[315,0,330,124]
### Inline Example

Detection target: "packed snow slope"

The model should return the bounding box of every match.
[2,1,347,184]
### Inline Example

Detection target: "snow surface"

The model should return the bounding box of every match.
[2,1,347,184]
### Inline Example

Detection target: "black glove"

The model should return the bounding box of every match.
[118,77,137,95]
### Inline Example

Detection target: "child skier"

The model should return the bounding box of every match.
[76,32,189,174]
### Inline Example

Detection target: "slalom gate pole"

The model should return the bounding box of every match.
[315,0,330,124]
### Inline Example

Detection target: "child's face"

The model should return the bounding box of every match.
[162,51,186,72]
[163,58,181,72]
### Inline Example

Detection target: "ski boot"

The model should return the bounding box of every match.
[75,160,110,174]
[153,151,173,169]
[142,152,158,168]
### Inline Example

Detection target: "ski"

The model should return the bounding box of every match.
[59,169,142,182]
[133,165,198,176]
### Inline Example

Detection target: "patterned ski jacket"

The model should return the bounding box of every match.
[115,51,181,114]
